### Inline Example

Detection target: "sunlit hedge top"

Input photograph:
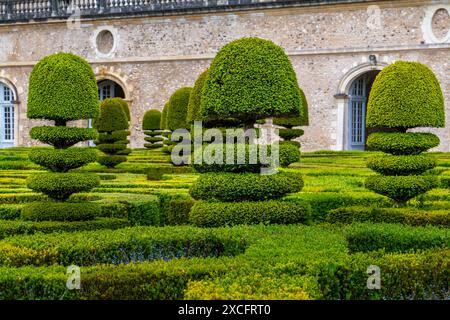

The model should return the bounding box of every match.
[201,37,303,124]
[95,98,128,132]
[27,52,99,121]
[367,61,445,129]
[115,98,130,121]
[273,88,309,127]
[187,69,208,125]
[167,87,192,130]
[142,109,161,130]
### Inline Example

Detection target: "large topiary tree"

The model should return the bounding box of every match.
[95,98,131,168]
[142,109,163,149]
[26,52,100,218]
[189,37,310,227]
[187,69,208,125]
[201,37,305,128]
[365,61,445,206]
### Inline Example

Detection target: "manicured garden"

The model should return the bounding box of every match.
[0,38,448,300]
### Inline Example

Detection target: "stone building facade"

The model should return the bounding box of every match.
[0,0,449,151]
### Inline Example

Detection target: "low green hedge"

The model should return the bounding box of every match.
[279,143,301,167]
[27,172,100,201]
[28,148,98,172]
[0,194,46,204]
[154,192,192,226]
[0,218,130,240]
[317,249,449,300]
[0,205,22,220]
[190,172,303,202]
[365,175,438,204]
[167,199,195,225]
[21,202,100,222]
[0,258,229,300]
[282,192,393,222]
[327,206,450,227]
[98,155,127,168]
[29,126,98,149]
[127,199,160,226]
[345,223,450,253]
[366,132,440,155]
[189,200,312,227]
[367,155,436,176]
[0,226,247,267]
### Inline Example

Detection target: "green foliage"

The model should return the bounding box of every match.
[367,155,436,176]
[29,148,97,172]
[95,98,129,133]
[142,110,161,130]
[190,172,303,202]
[0,226,246,267]
[27,52,99,121]
[115,98,130,121]
[128,200,160,226]
[272,89,309,128]
[29,126,98,149]
[283,192,393,222]
[367,61,445,129]
[278,128,305,141]
[144,137,164,143]
[279,143,301,167]
[97,130,129,143]
[21,202,100,222]
[365,175,438,205]
[166,199,195,226]
[327,206,450,227]
[0,205,22,220]
[0,194,46,204]
[317,249,449,300]
[189,200,312,227]
[201,37,304,124]
[167,87,192,130]
[187,69,208,124]
[145,167,170,180]
[160,103,169,130]
[98,155,127,168]
[27,173,100,201]
[366,132,440,155]
[345,223,450,253]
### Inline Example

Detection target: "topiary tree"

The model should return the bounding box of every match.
[167,87,192,131]
[187,69,208,125]
[365,61,445,206]
[26,52,100,218]
[142,109,163,149]
[189,37,309,227]
[95,98,131,168]
[201,37,305,128]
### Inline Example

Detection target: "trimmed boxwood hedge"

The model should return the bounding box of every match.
[21,202,100,222]
[189,200,312,227]
[27,172,100,201]
[187,69,208,124]
[0,205,22,220]
[327,206,450,227]
[279,142,301,167]
[29,148,98,172]
[167,87,192,130]
[201,37,304,125]
[366,61,445,129]
[27,52,99,121]
[365,175,438,205]
[273,88,309,128]
[95,99,129,132]
[366,155,436,176]
[279,128,305,141]
[190,171,303,202]
[366,132,440,155]
[142,110,161,131]
[29,126,98,149]
[160,103,169,130]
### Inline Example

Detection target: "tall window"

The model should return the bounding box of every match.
[0,83,14,148]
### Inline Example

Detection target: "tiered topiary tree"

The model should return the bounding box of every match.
[95,98,131,168]
[25,52,100,219]
[142,109,163,149]
[365,61,445,206]
[187,69,208,125]
[189,37,311,227]
[163,87,192,155]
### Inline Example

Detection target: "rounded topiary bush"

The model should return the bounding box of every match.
[187,69,208,125]
[273,88,309,128]
[26,52,100,208]
[190,171,303,202]
[142,109,163,149]
[167,87,192,131]
[22,202,100,222]
[95,98,130,168]
[27,52,99,123]
[201,37,304,125]
[160,102,169,131]
[189,200,311,227]
[365,61,445,205]
[279,129,305,142]
[27,173,100,201]
[279,143,301,167]
[366,132,440,155]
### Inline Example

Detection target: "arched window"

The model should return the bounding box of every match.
[0,83,14,148]
[97,80,125,101]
